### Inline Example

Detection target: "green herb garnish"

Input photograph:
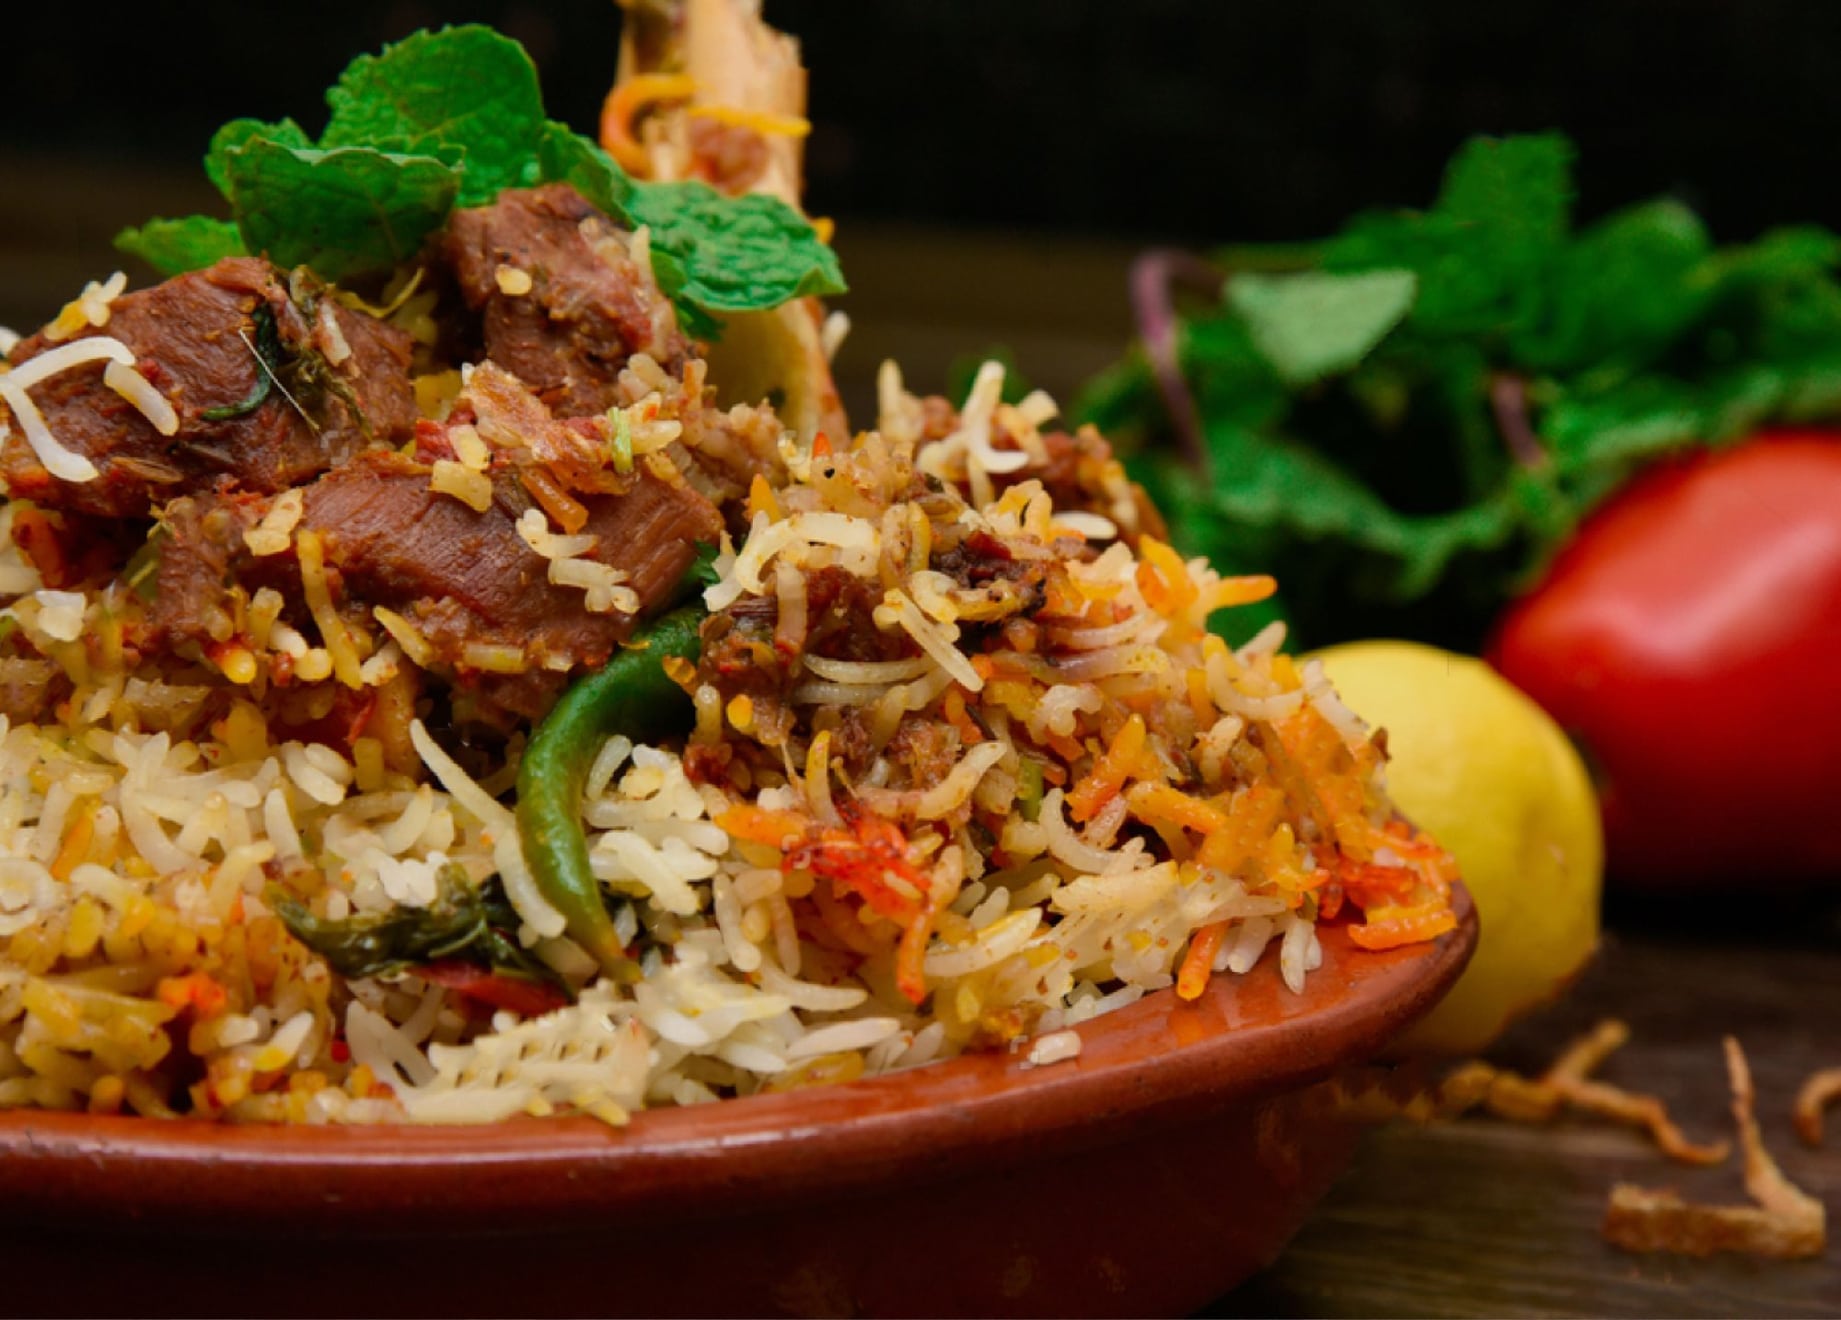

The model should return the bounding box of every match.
[685,539,722,590]
[271,865,568,995]
[198,305,282,422]
[1078,133,1841,648]
[115,26,844,329]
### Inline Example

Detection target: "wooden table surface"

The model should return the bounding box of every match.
[1217,895,1841,1318]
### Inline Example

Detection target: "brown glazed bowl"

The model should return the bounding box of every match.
[0,885,1473,1318]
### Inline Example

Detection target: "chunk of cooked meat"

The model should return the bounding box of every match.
[0,258,415,519]
[147,448,721,722]
[692,565,912,764]
[144,491,265,649]
[4,503,145,593]
[458,359,624,497]
[442,184,688,415]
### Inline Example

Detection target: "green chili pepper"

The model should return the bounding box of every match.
[516,603,705,979]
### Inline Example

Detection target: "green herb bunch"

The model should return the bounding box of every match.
[116,26,844,337]
[1076,134,1841,648]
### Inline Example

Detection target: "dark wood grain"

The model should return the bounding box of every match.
[1218,908,1841,1318]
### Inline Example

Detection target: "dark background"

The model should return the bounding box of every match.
[11,1,1841,240]
[7,1,1841,403]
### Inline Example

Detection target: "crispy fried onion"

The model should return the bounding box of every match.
[1794,1067,1841,1149]
[1455,1019,1730,1165]
[1602,1038,1826,1261]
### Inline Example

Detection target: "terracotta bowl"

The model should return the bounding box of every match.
[0,885,1473,1318]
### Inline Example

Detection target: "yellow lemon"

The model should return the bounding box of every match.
[1309,641,1602,1055]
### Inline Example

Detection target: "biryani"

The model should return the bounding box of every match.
[0,10,1458,1125]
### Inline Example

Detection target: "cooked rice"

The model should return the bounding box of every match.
[0,347,1457,1125]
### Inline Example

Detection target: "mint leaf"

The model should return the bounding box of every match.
[323,26,545,206]
[119,27,849,333]
[226,140,458,280]
[626,182,846,313]
[1226,269,1417,385]
[1182,316,1288,430]
[1082,129,1841,650]
[1712,225,1841,291]
[1434,133,1574,246]
[1512,199,1712,373]
[534,121,635,219]
[1202,421,1410,555]
[1388,489,1524,598]
[206,118,311,198]
[1203,420,1524,600]
[1325,134,1573,339]
[535,126,837,333]
[1777,355,1841,418]
[114,216,248,276]
[541,123,848,334]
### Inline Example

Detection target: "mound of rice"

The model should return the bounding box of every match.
[0,359,1456,1125]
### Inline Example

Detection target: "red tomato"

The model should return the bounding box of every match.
[1488,433,1841,885]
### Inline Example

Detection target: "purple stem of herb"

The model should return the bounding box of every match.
[1130,249,1227,476]
[1489,372,1547,470]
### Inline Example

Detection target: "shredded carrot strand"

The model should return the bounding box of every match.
[714,804,808,850]
[1196,783,1283,874]
[747,472,784,522]
[156,972,229,1018]
[1185,667,1214,727]
[49,803,94,881]
[1134,536,1199,615]
[1177,921,1230,1000]
[1126,781,1229,836]
[520,466,590,534]
[941,688,984,745]
[1198,574,1278,615]
[599,73,698,175]
[896,904,935,1006]
[684,103,812,138]
[1347,905,1457,951]
[1067,713,1147,822]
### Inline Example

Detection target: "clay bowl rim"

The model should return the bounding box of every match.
[0,884,1474,1237]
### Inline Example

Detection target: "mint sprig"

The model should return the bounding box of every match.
[1078,132,1841,648]
[115,26,845,325]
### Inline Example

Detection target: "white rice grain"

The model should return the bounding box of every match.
[1022,1029,1083,1069]
[783,1017,902,1060]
